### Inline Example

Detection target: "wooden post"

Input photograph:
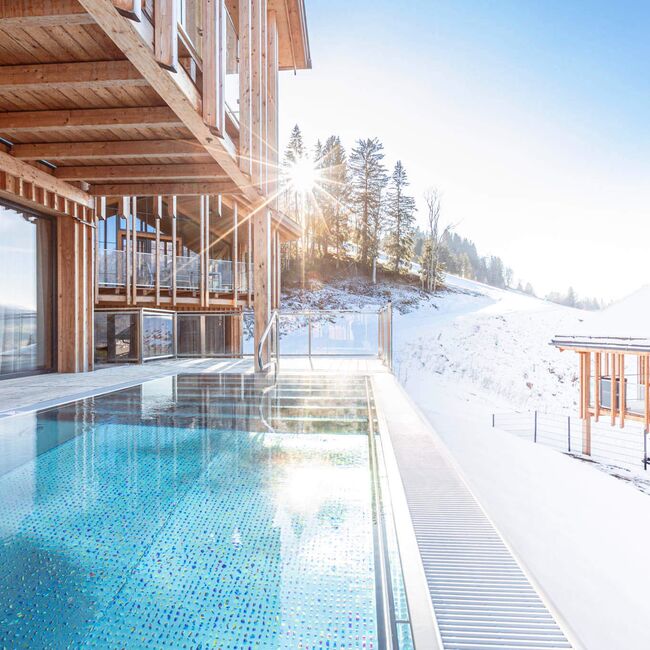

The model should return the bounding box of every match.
[253,208,271,371]
[611,353,617,426]
[168,195,177,306]
[205,194,211,307]
[583,351,592,455]
[154,0,178,71]
[645,353,650,434]
[250,0,265,188]
[123,196,131,304]
[131,196,138,304]
[238,0,252,176]
[155,196,162,306]
[267,10,278,200]
[199,195,206,307]
[620,353,626,428]
[595,351,601,421]
[203,0,225,132]
[247,214,252,307]
[233,200,239,306]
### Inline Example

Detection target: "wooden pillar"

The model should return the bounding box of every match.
[611,352,617,426]
[154,0,178,71]
[233,200,239,307]
[131,196,138,304]
[253,208,271,371]
[168,195,177,306]
[250,0,265,189]
[645,353,650,433]
[123,196,131,304]
[203,0,225,132]
[267,9,278,201]
[204,195,211,307]
[595,351,601,421]
[155,196,162,306]
[238,0,252,176]
[582,351,592,455]
[247,215,252,307]
[57,214,94,373]
[620,353,626,428]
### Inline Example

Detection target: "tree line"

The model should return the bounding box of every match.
[281,125,604,310]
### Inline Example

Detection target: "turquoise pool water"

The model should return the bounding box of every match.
[0,374,412,649]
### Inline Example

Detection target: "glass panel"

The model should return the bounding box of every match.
[208,259,233,292]
[142,312,174,359]
[242,311,254,356]
[278,314,310,355]
[98,249,126,287]
[0,202,54,377]
[94,312,139,363]
[179,0,203,56]
[311,313,378,355]
[177,314,202,356]
[176,254,200,289]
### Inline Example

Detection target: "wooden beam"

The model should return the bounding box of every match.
[55,164,228,181]
[12,139,209,161]
[253,208,271,371]
[0,1,94,27]
[233,200,239,306]
[238,0,252,176]
[250,0,264,188]
[168,195,177,306]
[0,150,93,207]
[0,61,146,91]
[78,0,260,202]
[154,0,178,71]
[583,351,591,455]
[155,196,162,305]
[0,107,183,132]
[90,181,238,196]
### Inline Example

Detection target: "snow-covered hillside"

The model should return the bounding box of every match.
[394,274,586,413]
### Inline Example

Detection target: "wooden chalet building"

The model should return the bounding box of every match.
[0,0,310,377]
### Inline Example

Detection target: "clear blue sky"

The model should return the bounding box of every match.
[279,0,650,301]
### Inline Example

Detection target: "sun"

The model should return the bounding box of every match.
[287,157,319,194]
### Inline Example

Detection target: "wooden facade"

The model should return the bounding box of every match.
[0,0,310,373]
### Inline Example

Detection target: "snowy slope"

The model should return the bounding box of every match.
[394,273,586,413]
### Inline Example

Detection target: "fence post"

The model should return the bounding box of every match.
[567,416,571,453]
[492,413,495,428]
[534,411,538,443]
[644,430,647,471]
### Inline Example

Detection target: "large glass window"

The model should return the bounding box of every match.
[0,202,55,378]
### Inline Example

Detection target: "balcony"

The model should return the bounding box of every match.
[97,249,252,294]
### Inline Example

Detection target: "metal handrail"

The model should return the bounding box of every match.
[256,310,279,375]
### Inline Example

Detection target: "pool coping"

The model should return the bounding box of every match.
[370,374,444,650]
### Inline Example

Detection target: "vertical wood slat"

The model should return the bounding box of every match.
[86,219,94,371]
[199,195,206,307]
[645,354,650,434]
[155,196,162,305]
[267,9,278,199]
[205,194,210,307]
[233,200,239,306]
[154,0,178,71]
[203,0,225,132]
[583,351,591,455]
[611,353,617,426]
[594,351,601,420]
[131,196,138,304]
[250,0,265,188]
[253,208,271,370]
[247,214,252,306]
[169,195,177,306]
[239,0,252,176]
[620,353,626,428]
[123,196,131,304]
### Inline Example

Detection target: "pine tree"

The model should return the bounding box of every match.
[385,161,417,273]
[349,138,388,268]
[317,135,351,264]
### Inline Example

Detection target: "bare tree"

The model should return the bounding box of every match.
[422,188,451,292]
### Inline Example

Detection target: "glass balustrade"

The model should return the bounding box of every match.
[98,250,251,295]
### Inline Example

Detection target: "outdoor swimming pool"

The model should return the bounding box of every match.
[0,373,413,649]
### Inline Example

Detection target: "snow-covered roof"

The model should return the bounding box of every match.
[553,285,650,350]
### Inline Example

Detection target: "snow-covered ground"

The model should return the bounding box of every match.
[284,272,650,647]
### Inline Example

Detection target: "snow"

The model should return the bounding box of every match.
[575,283,650,338]
[284,272,650,646]
[391,274,650,648]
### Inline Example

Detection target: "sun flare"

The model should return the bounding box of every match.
[287,158,319,194]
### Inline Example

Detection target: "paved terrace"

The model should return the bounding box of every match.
[0,359,574,648]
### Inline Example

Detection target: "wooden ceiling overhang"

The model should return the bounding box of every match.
[0,0,303,241]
